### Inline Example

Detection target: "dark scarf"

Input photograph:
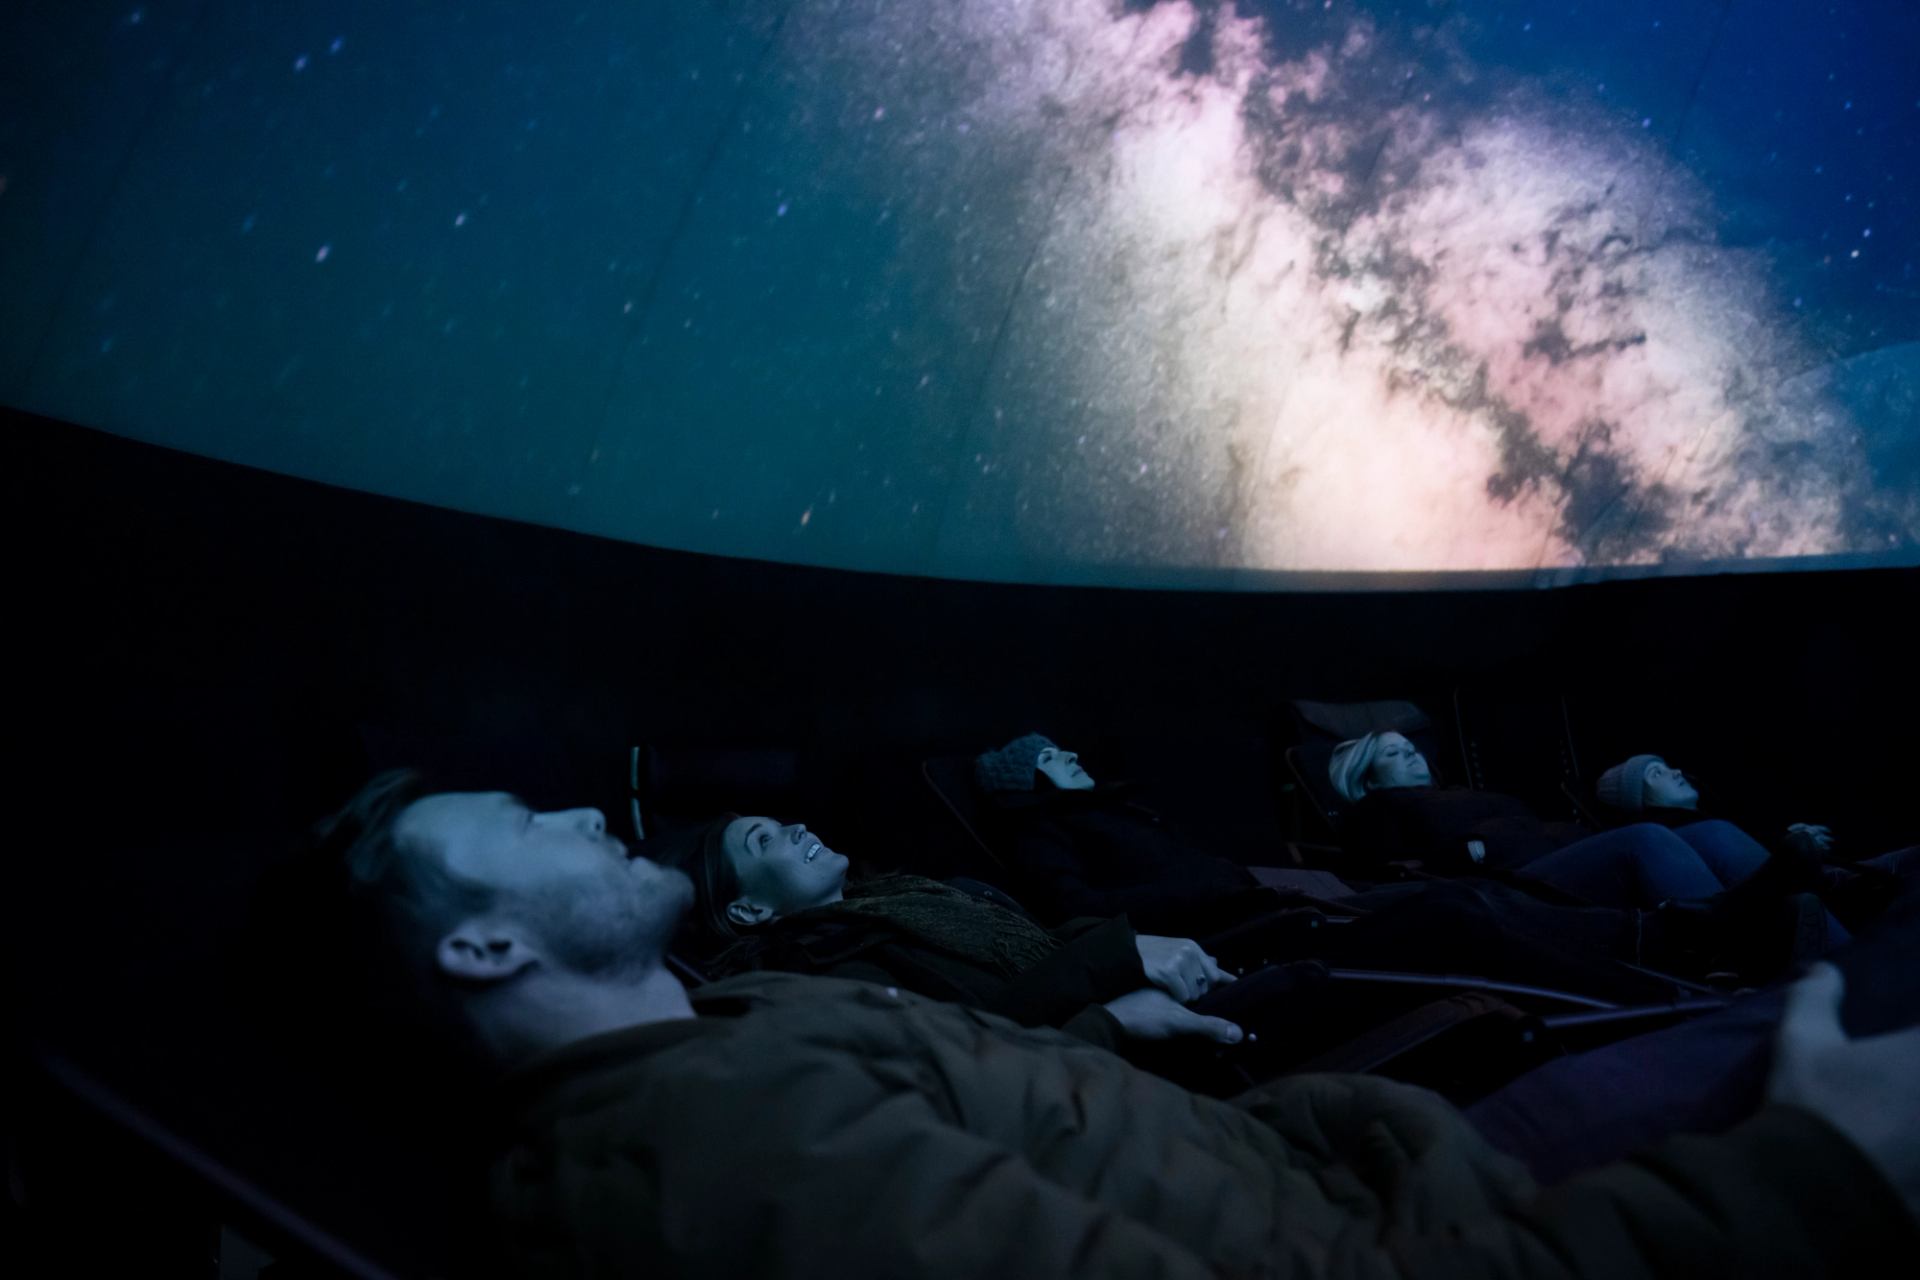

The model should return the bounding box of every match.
[728,874,1061,980]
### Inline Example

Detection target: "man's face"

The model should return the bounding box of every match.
[1641,759,1699,810]
[1367,732,1432,791]
[1035,745,1095,790]
[721,816,848,921]
[396,792,692,975]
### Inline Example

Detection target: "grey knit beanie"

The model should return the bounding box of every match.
[1596,754,1662,813]
[974,733,1058,793]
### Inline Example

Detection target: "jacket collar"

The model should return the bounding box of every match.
[489,974,788,1121]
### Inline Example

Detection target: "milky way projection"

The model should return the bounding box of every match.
[803,0,1916,572]
[6,0,1912,583]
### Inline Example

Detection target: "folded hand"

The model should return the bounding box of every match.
[1134,934,1235,1004]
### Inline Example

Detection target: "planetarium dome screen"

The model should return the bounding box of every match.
[3,0,1915,587]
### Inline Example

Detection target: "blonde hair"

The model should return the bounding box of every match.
[1327,733,1384,806]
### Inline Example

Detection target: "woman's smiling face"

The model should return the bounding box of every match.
[721,816,849,924]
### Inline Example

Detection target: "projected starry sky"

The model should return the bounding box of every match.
[2,0,1915,583]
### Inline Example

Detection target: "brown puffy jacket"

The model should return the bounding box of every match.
[489,972,1914,1279]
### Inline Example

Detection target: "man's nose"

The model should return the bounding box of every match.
[539,807,605,836]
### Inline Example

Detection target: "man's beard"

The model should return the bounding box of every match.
[525,865,694,979]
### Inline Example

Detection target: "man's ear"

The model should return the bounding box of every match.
[726,897,774,929]
[436,921,539,985]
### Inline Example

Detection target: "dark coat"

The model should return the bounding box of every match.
[709,901,1146,1050]
[1344,786,1589,872]
[984,784,1263,932]
[489,971,1917,1278]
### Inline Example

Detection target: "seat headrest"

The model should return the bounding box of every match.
[1291,699,1433,741]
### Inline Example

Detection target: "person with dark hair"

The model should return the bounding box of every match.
[251,772,1920,1279]
[252,769,695,1077]
[674,812,1247,1051]
[970,733,1277,936]
[246,769,484,1059]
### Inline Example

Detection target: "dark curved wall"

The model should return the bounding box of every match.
[15,409,1918,866]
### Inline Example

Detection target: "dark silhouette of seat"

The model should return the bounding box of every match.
[918,754,1015,877]
[1451,684,1588,820]
[920,754,1366,920]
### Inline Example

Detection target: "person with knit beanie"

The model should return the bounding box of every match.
[1595,755,1669,814]
[667,811,1246,1056]
[972,732,1095,794]
[1593,753,1834,863]
[1590,753,1919,938]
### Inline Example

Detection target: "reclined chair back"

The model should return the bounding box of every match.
[24,1045,409,1280]
[632,743,803,840]
[18,827,470,1280]
[919,755,1015,876]
[1284,740,1349,839]
[1283,699,1446,841]
[1290,698,1438,745]
[1283,702,1618,911]
[1451,685,1587,819]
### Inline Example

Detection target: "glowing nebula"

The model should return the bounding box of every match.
[803,0,1910,572]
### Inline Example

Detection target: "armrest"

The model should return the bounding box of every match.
[1291,993,1528,1074]
[1538,998,1730,1031]
[1279,840,1345,865]
[1201,908,1329,970]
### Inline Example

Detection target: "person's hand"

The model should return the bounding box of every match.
[1767,963,1920,1218]
[1103,988,1246,1044]
[1134,935,1235,1003]
[1786,823,1836,858]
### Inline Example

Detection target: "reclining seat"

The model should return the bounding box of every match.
[1450,683,1591,823]
[920,751,1360,937]
[1286,698,1599,908]
[14,724,471,1278]
[1284,698,1449,855]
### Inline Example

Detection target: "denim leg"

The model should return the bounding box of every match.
[1672,819,1772,888]
[1519,824,1726,908]
[1860,846,1920,877]
[1674,820,1851,947]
